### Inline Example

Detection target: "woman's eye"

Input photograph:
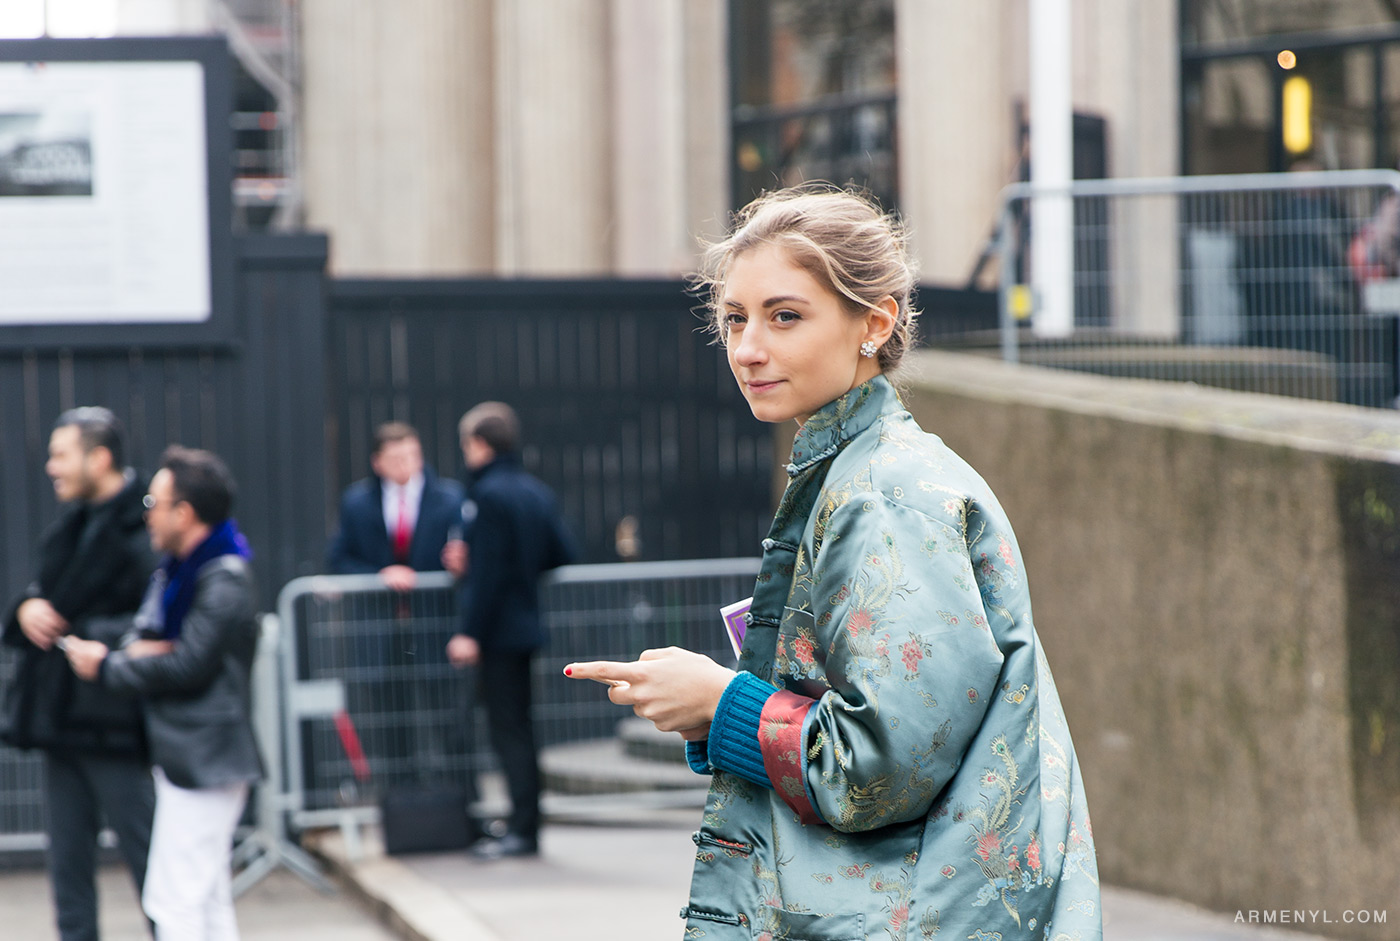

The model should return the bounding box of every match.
[724,312,746,327]
[775,310,801,323]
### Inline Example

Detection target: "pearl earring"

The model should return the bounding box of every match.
[860,340,878,358]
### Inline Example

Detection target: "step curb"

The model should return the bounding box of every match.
[304,828,502,941]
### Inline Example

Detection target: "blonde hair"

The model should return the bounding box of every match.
[695,184,919,371]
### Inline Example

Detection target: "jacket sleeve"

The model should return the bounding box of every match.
[101,566,253,698]
[460,494,511,641]
[326,493,379,574]
[755,492,1005,833]
[2,583,42,649]
[544,506,576,571]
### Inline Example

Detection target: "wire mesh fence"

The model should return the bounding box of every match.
[281,576,470,814]
[981,170,1400,409]
[0,560,762,858]
[0,649,45,851]
[277,561,760,830]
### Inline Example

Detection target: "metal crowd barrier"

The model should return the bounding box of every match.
[273,559,760,854]
[989,169,1400,408]
[0,560,762,878]
[0,648,45,852]
[0,618,325,893]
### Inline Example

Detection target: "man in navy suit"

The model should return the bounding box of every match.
[327,421,463,587]
[327,422,465,794]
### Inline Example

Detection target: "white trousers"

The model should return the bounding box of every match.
[142,768,248,941]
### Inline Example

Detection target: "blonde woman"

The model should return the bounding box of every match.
[568,185,1100,940]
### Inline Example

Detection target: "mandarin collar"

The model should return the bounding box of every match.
[784,374,901,477]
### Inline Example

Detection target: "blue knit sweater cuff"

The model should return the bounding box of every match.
[685,739,710,775]
[706,671,778,790]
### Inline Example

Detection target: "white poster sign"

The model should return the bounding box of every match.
[0,60,210,324]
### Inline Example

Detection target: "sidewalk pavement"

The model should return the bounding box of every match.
[0,856,397,941]
[306,801,1342,941]
[0,805,1343,940]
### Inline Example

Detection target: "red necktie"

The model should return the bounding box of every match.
[393,490,411,562]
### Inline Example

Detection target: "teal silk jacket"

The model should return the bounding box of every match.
[683,376,1101,940]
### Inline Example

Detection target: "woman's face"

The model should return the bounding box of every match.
[722,242,883,425]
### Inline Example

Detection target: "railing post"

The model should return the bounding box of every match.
[998,201,1020,365]
[1029,0,1075,339]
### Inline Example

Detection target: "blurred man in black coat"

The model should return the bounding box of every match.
[445,403,574,859]
[2,407,156,941]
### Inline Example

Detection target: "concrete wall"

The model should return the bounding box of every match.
[889,350,1400,936]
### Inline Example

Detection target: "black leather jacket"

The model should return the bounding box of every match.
[101,555,265,790]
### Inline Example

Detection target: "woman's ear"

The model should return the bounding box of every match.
[864,295,898,347]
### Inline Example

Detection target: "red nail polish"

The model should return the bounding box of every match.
[564,667,573,676]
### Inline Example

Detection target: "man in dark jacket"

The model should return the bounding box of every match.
[66,446,262,940]
[1,407,156,941]
[446,402,574,859]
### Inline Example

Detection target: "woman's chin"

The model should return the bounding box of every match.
[745,401,798,424]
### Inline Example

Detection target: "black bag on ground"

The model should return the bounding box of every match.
[379,784,477,855]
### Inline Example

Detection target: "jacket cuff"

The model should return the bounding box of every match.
[758,689,824,825]
[685,739,710,775]
[706,671,777,789]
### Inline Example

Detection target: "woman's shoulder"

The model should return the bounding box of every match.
[833,411,986,504]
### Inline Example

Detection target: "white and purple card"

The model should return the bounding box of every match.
[720,597,753,659]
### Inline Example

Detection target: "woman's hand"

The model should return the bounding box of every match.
[565,647,735,736]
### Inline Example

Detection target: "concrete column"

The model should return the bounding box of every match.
[896,1,1012,287]
[300,0,495,275]
[1029,0,1074,338]
[681,0,729,255]
[605,0,727,274]
[610,0,688,274]
[1077,0,1180,338]
[1122,0,1180,338]
[493,0,612,275]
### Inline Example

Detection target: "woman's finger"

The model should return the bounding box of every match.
[565,659,641,687]
[606,682,636,705]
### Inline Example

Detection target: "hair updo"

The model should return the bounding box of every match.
[695,183,919,372]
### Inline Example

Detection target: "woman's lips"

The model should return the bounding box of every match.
[745,379,782,394]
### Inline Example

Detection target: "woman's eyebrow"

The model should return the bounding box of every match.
[723,294,811,310]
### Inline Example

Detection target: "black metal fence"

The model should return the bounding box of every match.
[0,234,329,612]
[326,279,775,565]
[0,251,777,616]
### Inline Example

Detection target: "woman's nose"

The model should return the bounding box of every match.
[732,324,767,365]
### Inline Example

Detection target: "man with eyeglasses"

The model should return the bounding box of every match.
[2,407,156,941]
[65,446,262,940]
